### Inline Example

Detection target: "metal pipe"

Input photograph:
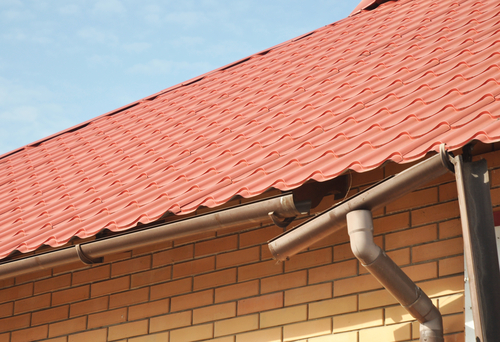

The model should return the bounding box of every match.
[268,146,453,261]
[0,193,308,280]
[347,210,443,342]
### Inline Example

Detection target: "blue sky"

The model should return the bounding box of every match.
[0,0,359,155]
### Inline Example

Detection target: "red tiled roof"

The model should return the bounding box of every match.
[2,0,500,260]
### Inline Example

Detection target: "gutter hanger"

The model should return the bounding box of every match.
[0,193,309,280]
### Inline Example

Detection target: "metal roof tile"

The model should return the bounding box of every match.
[1,0,500,259]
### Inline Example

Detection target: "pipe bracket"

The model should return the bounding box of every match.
[268,212,296,228]
[76,245,103,265]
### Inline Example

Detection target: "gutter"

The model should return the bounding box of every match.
[0,193,310,280]
[268,145,454,342]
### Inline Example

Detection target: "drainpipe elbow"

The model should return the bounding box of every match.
[419,305,443,342]
[346,210,381,265]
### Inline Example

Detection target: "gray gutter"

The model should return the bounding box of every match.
[0,193,309,280]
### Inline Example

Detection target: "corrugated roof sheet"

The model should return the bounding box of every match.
[1,0,500,259]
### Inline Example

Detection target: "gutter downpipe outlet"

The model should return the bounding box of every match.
[0,194,308,280]
[347,210,443,342]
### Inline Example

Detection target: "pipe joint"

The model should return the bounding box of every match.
[346,210,381,264]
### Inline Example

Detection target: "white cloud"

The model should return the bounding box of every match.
[126,59,212,75]
[123,42,151,53]
[92,0,126,15]
[87,54,121,66]
[77,27,118,45]
[58,4,80,15]
[164,11,207,27]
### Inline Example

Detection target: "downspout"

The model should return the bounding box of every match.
[347,210,443,342]
[0,193,309,280]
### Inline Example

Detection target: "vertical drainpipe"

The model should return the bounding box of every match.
[346,210,443,342]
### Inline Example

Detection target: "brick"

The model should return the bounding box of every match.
[193,302,236,324]
[129,331,170,342]
[171,289,213,312]
[131,266,171,288]
[385,305,414,324]
[412,237,463,263]
[334,273,382,297]
[15,269,51,285]
[359,288,398,310]
[261,270,307,293]
[333,243,354,261]
[52,261,88,276]
[88,307,127,328]
[308,331,357,342]
[412,201,460,226]
[386,187,438,213]
[240,226,283,248]
[285,283,332,306]
[439,293,464,315]
[195,235,238,257]
[52,285,90,306]
[439,219,462,239]
[72,265,110,286]
[386,248,410,266]
[48,317,86,338]
[0,278,14,289]
[0,333,7,342]
[111,255,151,277]
[260,305,307,328]
[151,277,192,301]
[444,313,464,334]
[418,276,464,298]
[103,251,131,263]
[14,293,51,314]
[70,296,108,317]
[34,274,72,294]
[43,337,67,342]
[68,328,107,342]
[359,322,411,342]
[215,280,259,303]
[194,268,236,290]
[236,327,281,342]
[0,302,13,318]
[203,337,233,342]
[309,259,357,284]
[91,276,129,298]
[351,167,384,186]
[150,311,191,333]
[109,287,149,308]
[173,256,215,278]
[284,248,332,272]
[311,228,351,249]
[11,325,48,342]
[444,332,465,342]
[403,262,437,282]
[108,320,148,341]
[385,224,437,250]
[439,182,458,201]
[0,314,30,333]
[333,309,383,333]
[216,247,260,269]
[283,318,332,342]
[373,212,409,235]
[0,283,32,303]
[238,260,282,282]
[309,295,357,319]
[170,323,213,342]
[128,298,170,321]
[214,314,258,337]
[153,245,193,267]
[238,292,283,315]
[32,305,69,326]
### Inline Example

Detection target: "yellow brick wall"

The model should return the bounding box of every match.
[5,146,500,341]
